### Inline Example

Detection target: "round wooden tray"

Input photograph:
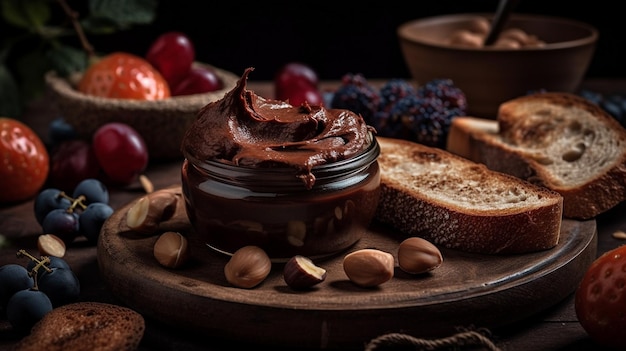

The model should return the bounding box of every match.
[98,187,597,350]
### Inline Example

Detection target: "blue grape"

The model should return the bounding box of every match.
[37,267,80,307]
[0,264,34,309]
[33,188,72,225]
[48,117,77,145]
[79,202,114,244]
[41,208,80,244]
[6,289,53,331]
[26,256,71,275]
[72,178,109,205]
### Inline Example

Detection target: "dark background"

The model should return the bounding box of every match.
[85,1,626,82]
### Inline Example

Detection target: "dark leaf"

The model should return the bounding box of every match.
[1,0,51,30]
[47,45,88,77]
[88,0,158,28]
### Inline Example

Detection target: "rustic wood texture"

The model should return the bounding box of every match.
[98,187,597,349]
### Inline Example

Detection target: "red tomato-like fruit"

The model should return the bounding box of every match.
[575,244,626,349]
[274,62,320,104]
[92,122,149,185]
[146,31,196,88]
[171,66,224,96]
[78,52,170,100]
[0,117,49,203]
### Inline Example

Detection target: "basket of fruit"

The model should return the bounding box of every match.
[45,32,239,160]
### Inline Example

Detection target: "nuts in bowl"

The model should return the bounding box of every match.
[397,13,598,118]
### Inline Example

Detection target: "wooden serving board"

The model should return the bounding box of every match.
[98,187,597,350]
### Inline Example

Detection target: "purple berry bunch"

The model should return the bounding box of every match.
[330,74,467,148]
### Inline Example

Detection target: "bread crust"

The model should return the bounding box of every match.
[375,136,563,255]
[470,92,626,219]
[13,302,145,351]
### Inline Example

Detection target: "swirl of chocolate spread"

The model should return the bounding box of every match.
[180,67,376,189]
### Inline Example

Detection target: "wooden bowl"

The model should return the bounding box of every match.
[46,63,239,160]
[397,13,598,118]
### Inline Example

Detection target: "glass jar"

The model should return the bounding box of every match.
[181,137,381,261]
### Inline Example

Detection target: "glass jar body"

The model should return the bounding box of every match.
[181,140,381,260]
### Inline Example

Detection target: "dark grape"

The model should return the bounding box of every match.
[48,139,101,193]
[6,289,53,331]
[48,117,77,145]
[274,62,320,105]
[0,264,34,308]
[171,66,224,96]
[92,122,149,185]
[41,208,80,244]
[72,178,109,205]
[79,202,114,244]
[37,267,80,307]
[26,256,71,274]
[146,31,195,88]
[33,188,72,225]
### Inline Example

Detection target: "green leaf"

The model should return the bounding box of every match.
[80,16,125,35]
[0,63,22,118]
[88,0,158,29]
[47,45,88,77]
[1,0,51,30]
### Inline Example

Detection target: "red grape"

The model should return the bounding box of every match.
[171,66,224,96]
[48,140,101,192]
[92,123,148,185]
[285,86,324,106]
[274,62,320,103]
[146,31,195,87]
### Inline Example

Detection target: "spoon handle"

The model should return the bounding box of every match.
[484,0,521,46]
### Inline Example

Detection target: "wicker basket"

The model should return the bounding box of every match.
[46,63,239,160]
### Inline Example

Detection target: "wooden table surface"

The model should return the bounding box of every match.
[1,79,626,350]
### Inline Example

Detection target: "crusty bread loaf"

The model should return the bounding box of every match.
[13,302,145,351]
[450,92,626,220]
[374,136,563,254]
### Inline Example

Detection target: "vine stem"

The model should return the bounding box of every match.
[55,0,96,58]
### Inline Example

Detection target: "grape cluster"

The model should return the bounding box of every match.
[329,75,467,148]
[34,178,113,246]
[331,73,382,124]
[0,251,80,331]
[47,121,149,193]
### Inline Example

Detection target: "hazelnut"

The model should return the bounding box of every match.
[126,190,179,235]
[37,234,66,258]
[153,231,189,269]
[447,29,484,48]
[286,220,306,247]
[343,249,394,287]
[283,255,327,290]
[397,237,443,274]
[224,246,271,289]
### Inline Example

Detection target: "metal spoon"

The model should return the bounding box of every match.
[484,0,521,46]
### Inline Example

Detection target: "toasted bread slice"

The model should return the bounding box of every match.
[375,136,563,254]
[458,92,626,220]
[446,116,498,160]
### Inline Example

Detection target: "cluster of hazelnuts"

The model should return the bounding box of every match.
[446,17,546,49]
[124,188,444,290]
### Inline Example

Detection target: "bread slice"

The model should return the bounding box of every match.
[455,92,626,220]
[446,116,499,160]
[374,136,563,255]
[14,302,145,351]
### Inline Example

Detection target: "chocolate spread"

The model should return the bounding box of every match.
[180,67,374,188]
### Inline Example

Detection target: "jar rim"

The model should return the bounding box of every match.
[184,133,380,177]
